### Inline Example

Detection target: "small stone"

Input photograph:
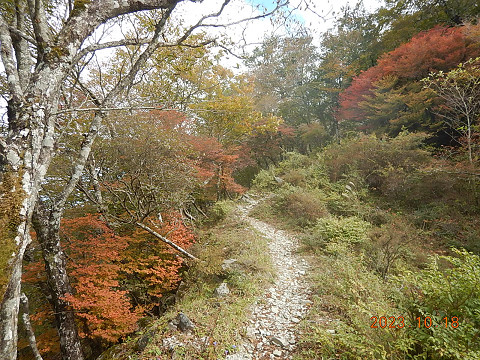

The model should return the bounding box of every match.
[273,350,282,357]
[292,317,301,323]
[270,336,288,348]
[167,321,177,331]
[214,282,230,298]
[221,258,238,271]
[225,353,252,360]
[326,329,336,334]
[246,326,256,338]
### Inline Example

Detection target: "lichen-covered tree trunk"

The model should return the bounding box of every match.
[0,117,56,359]
[33,209,85,360]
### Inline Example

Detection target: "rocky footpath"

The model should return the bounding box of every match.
[228,196,312,359]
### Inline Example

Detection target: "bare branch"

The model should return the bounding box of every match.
[56,0,180,57]
[52,111,104,216]
[136,221,199,260]
[73,38,152,64]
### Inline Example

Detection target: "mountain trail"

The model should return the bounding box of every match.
[227,195,312,360]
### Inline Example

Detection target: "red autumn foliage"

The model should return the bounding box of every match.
[336,66,384,122]
[191,136,245,200]
[60,215,141,342]
[378,26,475,80]
[121,213,195,310]
[22,213,195,353]
[338,25,480,123]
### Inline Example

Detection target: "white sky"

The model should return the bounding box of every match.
[1,0,382,121]
[172,0,383,69]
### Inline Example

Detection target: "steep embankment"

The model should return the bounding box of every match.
[228,196,312,359]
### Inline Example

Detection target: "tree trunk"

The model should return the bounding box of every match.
[33,209,85,360]
[0,105,56,360]
[20,293,44,360]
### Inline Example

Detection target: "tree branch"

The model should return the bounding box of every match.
[74,38,151,64]
[27,0,52,52]
[52,111,104,216]
[105,5,177,103]
[0,16,23,102]
[56,0,180,57]
[135,221,199,260]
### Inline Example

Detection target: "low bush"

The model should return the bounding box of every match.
[395,248,480,359]
[252,168,278,191]
[365,217,418,278]
[205,200,235,226]
[297,251,409,360]
[271,186,328,228]
[322,132,430,192]
[303,216,371,251]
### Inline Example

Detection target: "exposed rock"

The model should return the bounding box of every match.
[274,176,284,185]
[176,312,195,332]
[162,335,183,351]
[167,321,178,331]
[270,336,289,348]
[175,280,188,302]
[214,282,230,298]
[273,349,282,357]
[225,353,253,360]
[221,258,239,271]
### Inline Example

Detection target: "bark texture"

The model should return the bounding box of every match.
[0,1,181,358]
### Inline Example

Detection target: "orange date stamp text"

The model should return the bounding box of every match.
[370,316,459,329]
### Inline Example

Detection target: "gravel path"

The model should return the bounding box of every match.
[228,197,312,360]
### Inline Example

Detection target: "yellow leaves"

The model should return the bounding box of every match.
[191,74,283,146]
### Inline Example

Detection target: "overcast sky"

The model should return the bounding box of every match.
[172,0,383,69]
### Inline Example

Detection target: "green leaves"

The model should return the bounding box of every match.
[396,249,480,358]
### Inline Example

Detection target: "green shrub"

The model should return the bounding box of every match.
[278,152,314,172]
[365,218,417,278]
[395,248,480,359]
[271,186,328,228]
[205,200,234,225]
[304,216,371,250]
[322,132,429,190]
[252,168,277,191]
[298,252,408,360]
[282,168,309,187]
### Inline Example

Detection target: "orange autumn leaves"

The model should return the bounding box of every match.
[23,213,194,345]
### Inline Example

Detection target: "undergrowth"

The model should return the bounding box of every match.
[251,134,480,359]
[98,200,273,360]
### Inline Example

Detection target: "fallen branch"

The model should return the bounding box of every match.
[135,222,199,261]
